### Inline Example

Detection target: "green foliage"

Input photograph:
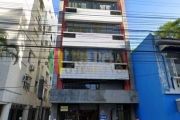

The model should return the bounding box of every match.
[155,18,180,39]
[0,29,19,65]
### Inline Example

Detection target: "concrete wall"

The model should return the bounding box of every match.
[62,32,125,49]
[65,7,122,23]
[132,33,180,120]
[50,89,138,103]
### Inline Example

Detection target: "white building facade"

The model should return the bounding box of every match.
[0,0,57,119]
[50,0,138,120]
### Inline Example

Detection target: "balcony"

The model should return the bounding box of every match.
[65,7,122,23]
[60,61,129,80]
[50,89,138,103]
[62,32,125,49]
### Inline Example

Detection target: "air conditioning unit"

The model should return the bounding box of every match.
[38,25,42,31]
[48,26,51,31]
[45,40,48,46]
[22,74,28,81]
[45,61,48,65]
[29,65,35,71]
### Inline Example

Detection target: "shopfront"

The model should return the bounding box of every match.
[57,104,131,120]
[58,104,99,120]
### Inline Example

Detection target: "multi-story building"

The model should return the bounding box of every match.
[132,34,180,120]
[0,0,57,119]
[50,0,138,120]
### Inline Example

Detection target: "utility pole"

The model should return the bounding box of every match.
[38,79,45,120]
[39,99,43,120]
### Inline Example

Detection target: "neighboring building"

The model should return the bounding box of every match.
[0,0,57,119]
[132,34,180,120]
[50,0,138,120]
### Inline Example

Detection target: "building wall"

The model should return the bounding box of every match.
[0,0,57,118]
[132,33,180,120]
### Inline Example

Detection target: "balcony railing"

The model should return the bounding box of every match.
[23,81,30,91]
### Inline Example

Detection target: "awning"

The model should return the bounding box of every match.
[155,39,180,51]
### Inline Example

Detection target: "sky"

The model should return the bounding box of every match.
[52,0,180,48]
[52,0,59,16]
[125,0,180,48]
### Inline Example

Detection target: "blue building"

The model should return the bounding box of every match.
[132,33,180,120]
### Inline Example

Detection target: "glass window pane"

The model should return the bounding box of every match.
[106,24,113,34]
[111,3,118,10]
[85,84,91,89]
[74,23,80,32]
[112,25,120,34]
[80,23,87,32]
[86,23,91,33]
[74,1,78,8]
[87,2,92,9]
[77,2,81,8]
[66,22,74,32]
[81,2,87,8]
[91,84,96,89]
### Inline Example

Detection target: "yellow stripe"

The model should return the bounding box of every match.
[59,49,63,74]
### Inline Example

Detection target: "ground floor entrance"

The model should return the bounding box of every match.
[55,104,132,120]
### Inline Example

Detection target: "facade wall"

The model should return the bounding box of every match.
[0,0,57,119]
[60,62,129,80]
[65,8,122,23]
[132,34,180,120]
[50,0,136,120]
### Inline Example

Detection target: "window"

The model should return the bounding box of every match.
[64,48,124,63]
[110,11,121,15]
[116,105,131,120]
[62,62,75,68]
[28,51,32,63]
[114,64,126,70]
[66,8,77,12]
[112,35,123,40]
[64,33,76,38]
[23,76,31,91]
[68,0,118,10]
[166,58,180,77]
[66,22,120,34]
[63,83,99,89]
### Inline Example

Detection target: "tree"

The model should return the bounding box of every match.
[155,18,180,39]
[0,29,19,65]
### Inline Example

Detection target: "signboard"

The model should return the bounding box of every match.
[60,106,68,111]
[100,115,107,119]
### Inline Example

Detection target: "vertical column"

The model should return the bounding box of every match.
[0,103,11,120]
[50,104,58,120]
[22,106,29,120]
[118,2,130,90]
[57,49,63,89]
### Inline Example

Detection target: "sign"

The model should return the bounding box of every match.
[60,106,68,111]
[100,115,107,119]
